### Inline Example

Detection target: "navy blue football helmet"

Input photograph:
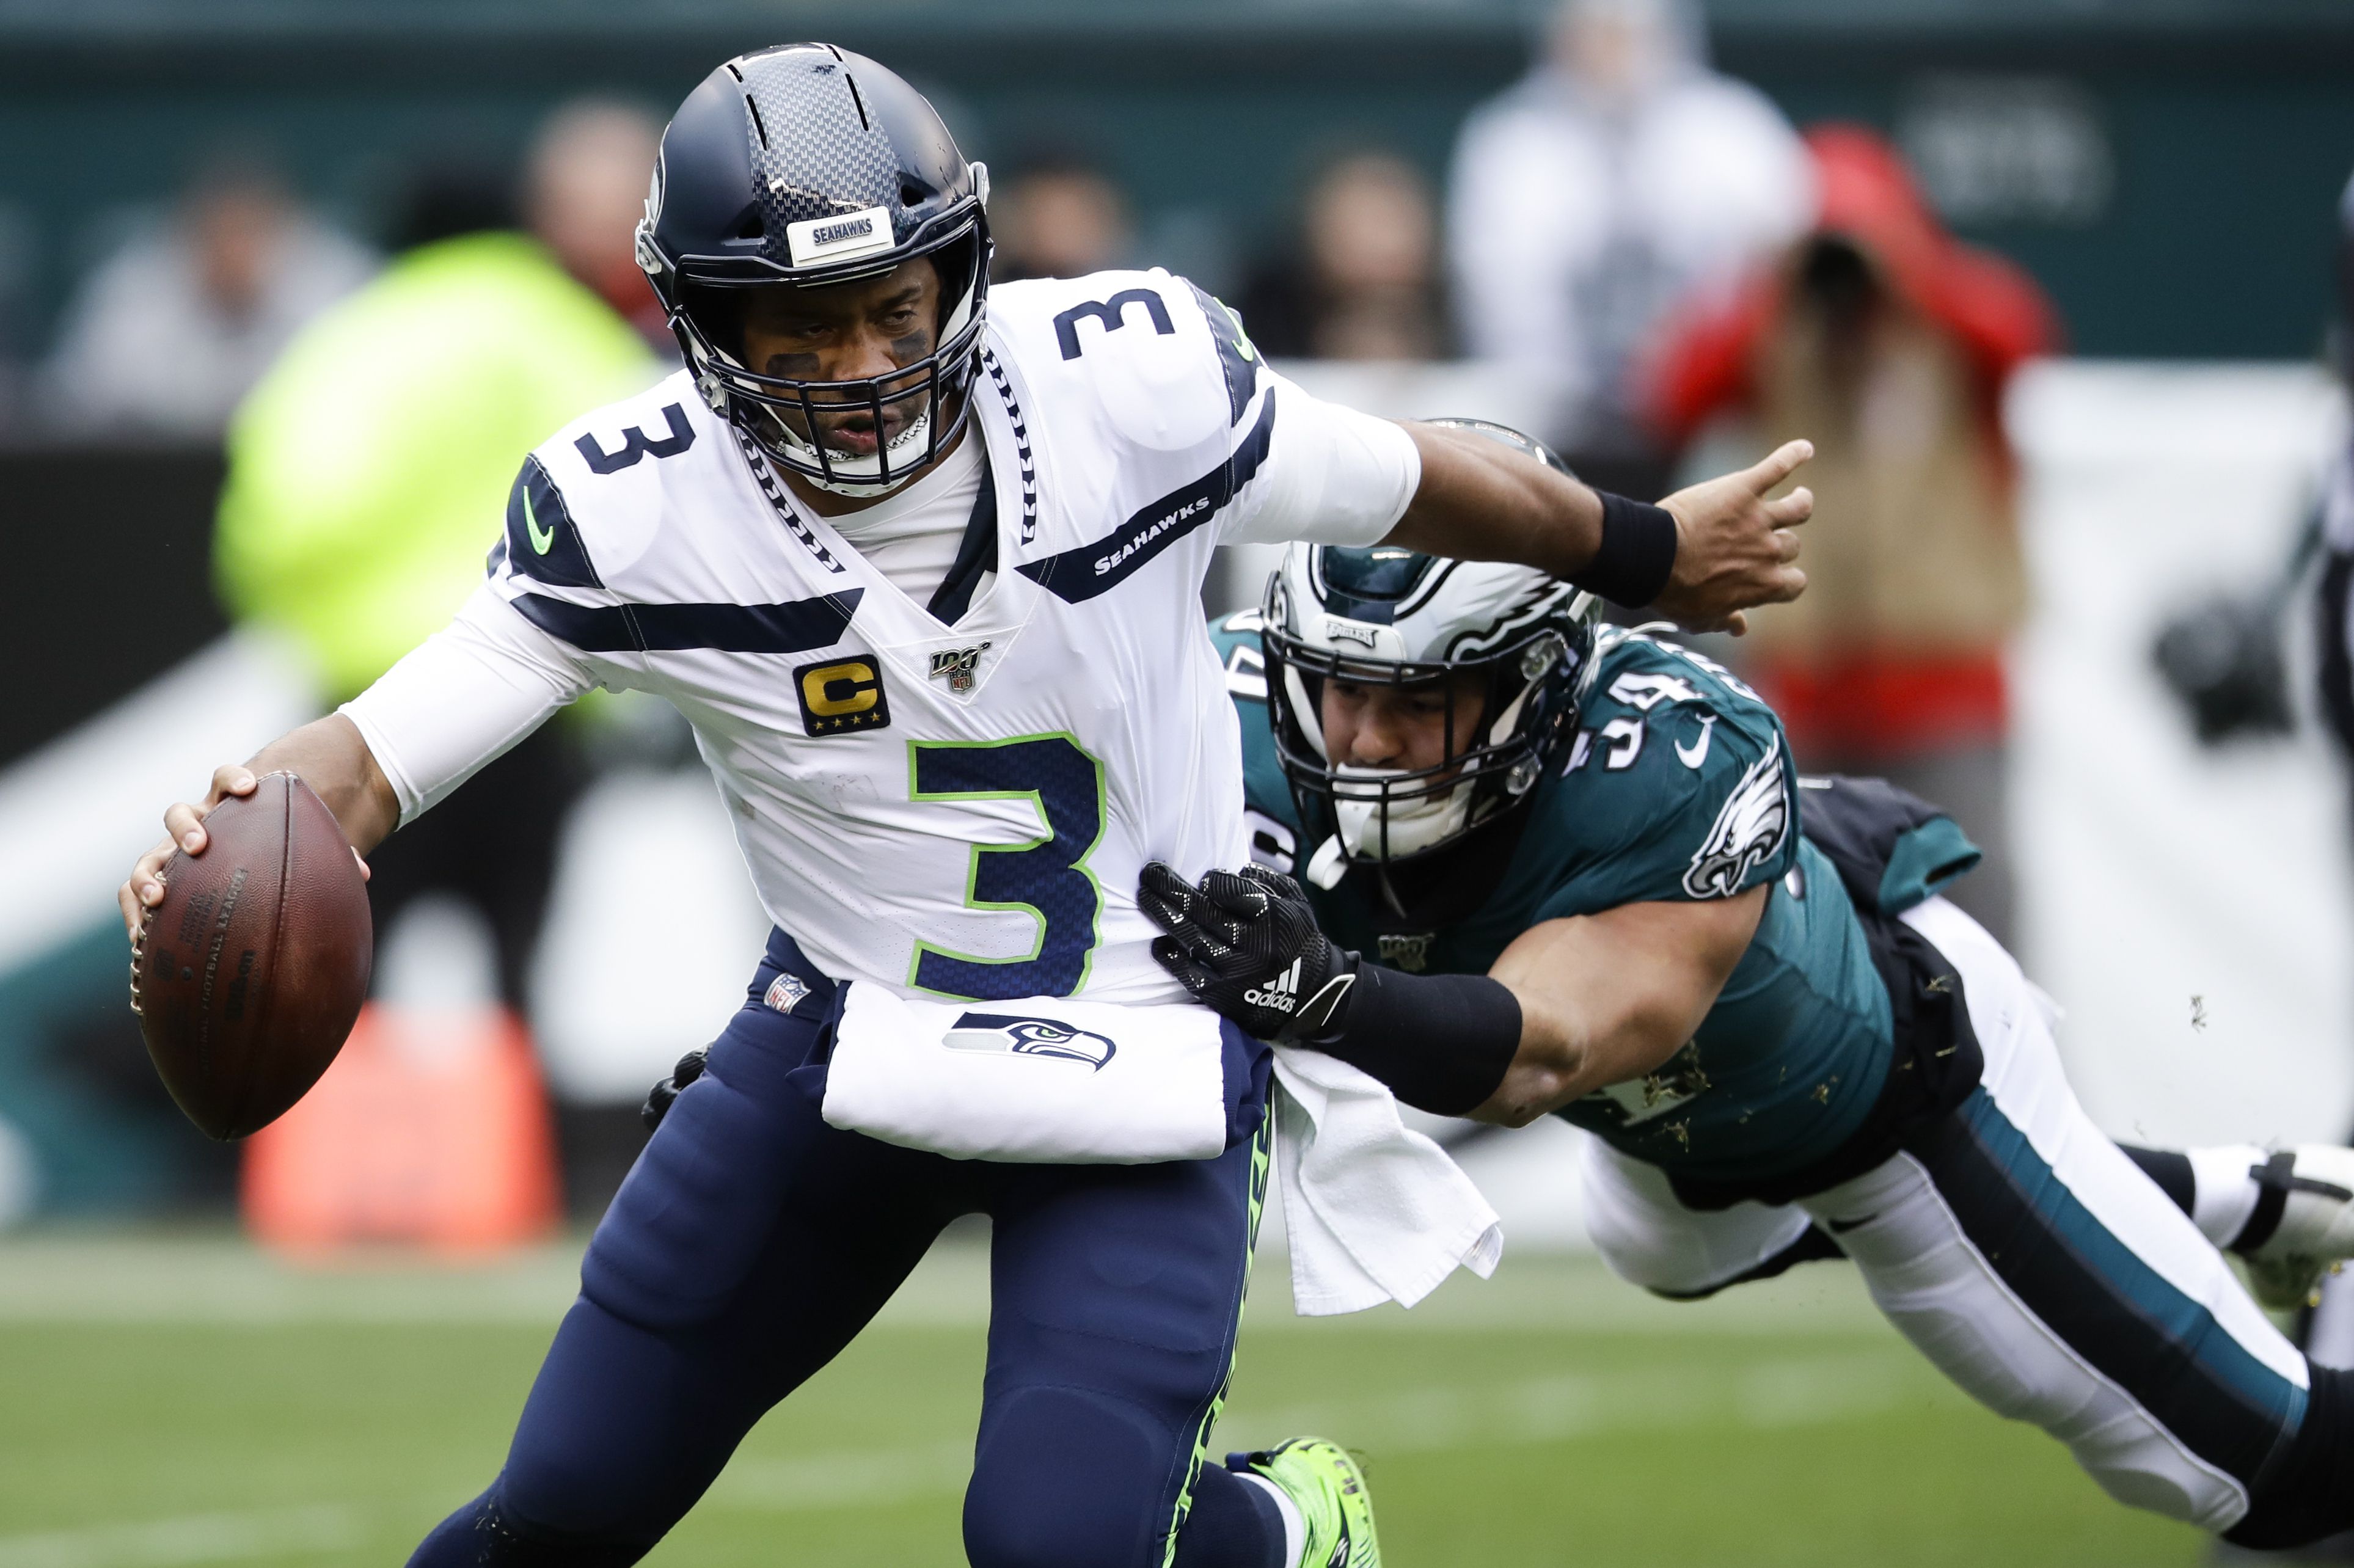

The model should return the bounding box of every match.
[637,44,991,494]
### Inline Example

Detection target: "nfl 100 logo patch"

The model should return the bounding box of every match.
[1377,932,1437,972]
[928,641,992,695]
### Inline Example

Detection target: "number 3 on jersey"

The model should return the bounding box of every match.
[908,734,1107,1000]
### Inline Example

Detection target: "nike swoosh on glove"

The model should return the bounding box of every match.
[1138,861,1359,1043]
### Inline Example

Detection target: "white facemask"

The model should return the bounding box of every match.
[1329,762,1474,862]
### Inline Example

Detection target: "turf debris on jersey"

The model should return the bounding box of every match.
[485,269,1283,1006]
[1216,615,1898,1184]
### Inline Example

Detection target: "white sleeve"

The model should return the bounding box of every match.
[1223,370,1423,548]
[339,586,602,826]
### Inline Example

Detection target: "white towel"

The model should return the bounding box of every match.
[1270,1045,1503,1316]
[821,984,1229,1164]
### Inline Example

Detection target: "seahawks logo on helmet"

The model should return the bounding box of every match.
[1683,735,1791,899]
[942,1013,1117,1071]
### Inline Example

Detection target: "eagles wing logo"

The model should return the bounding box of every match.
[942,1012,1117,1071]
[1682,734,1790,899]
[928,642,992,695]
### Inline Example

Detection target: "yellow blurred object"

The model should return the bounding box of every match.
[214,231,657,702]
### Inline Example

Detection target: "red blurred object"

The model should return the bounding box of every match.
[241,1002,560,1255]
[1641,125,2060,763]
[1645,123,2060,462]
[1748,650,2009,759]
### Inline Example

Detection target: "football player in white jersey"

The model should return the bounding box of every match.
[121,45,1814,1568]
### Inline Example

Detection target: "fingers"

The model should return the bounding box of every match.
[163,802,208,855]
[1200,869,1271,919]
[207,764,258,807]
[1763,486,1814,528]
[1139,878,1230,962]
[129,762,258,938]
[1150,936,1218,997]
[1236,863,1307,903]
[125,839,175,919]
[1744,439,1815,494]
[1136,881,1190,937]
[353,847,371,884]
[1137,862,1201,932]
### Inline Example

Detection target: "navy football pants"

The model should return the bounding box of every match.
[409,935,1280,1567]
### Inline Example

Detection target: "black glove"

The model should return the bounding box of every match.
[640,1048,708,1132]
[1139,861,1359,1043]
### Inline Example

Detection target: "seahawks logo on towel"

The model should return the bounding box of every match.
[943,1013,1117,1071]
[1683,734,1790,899]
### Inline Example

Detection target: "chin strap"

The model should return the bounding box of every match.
[1304,834,1350,889]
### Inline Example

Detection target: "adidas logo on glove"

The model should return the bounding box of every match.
[1244,957,1304,1013]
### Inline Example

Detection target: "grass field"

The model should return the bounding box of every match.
[0,1230,2204,1567]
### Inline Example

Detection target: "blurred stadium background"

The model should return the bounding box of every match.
[7,0,2354,1561]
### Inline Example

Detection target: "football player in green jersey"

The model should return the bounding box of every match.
[1146,422,2354,1550]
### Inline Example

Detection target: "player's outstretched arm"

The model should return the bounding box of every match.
[1476,888,1766,1125]
[1141,862,1764,1123]
[1387,425,1814,635]
[119,715,398,940]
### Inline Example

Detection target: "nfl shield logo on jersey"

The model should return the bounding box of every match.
[928,641,992,695]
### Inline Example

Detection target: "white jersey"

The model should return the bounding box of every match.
[345,269,1418,1004]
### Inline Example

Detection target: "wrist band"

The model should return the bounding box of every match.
[1301,962,1523,1117]
[1582,492,1679,608]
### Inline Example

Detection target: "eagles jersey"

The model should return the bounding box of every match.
[1215,616,1896,1184]
[344,269,1417,1006]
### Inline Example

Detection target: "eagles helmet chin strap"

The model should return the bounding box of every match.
[1139,861,1524,1117]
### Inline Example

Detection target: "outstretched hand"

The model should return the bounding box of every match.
[1654,439,1815,635]
[1138,861,1359,1043]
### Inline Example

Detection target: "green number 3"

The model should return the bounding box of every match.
[907,733,1108,1000]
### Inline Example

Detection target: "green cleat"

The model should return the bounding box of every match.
[1233,1436,1380,1568]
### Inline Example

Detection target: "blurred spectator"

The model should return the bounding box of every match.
[1447,0,1808,497]
[991,153,1133,282]
[528,100,674,348]
[1647,125,2060,946]
[2319,169,2354,803]
[211,99,661,1024]
[1240,150,1450,362]
[40,156,375,439]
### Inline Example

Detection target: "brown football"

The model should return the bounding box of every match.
[131,771,373,1140]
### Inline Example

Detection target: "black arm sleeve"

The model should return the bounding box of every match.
[1304,963,1524,1117]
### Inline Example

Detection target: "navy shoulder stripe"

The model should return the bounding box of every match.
[503,456,603,590]
[1188,281,1259,428]
[510,589,863,654]
[1018,393,1276,605]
